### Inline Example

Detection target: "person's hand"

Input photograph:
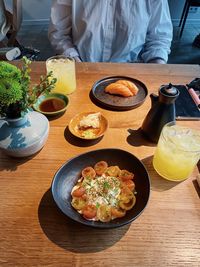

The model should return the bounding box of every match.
[74,56,82,62]
[147,58,166,64]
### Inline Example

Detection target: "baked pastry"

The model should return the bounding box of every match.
[116,80,139,96]
[105,83,133,97]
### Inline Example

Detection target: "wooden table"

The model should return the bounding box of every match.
[0,62,200,267]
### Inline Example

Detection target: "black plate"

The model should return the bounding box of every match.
[51,148,150,229]
[91,76,148,111]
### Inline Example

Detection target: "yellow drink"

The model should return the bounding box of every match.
[46,55,76,95]
[153,122,200,181]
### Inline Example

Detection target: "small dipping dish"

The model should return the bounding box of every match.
[69,112,108,140]
[33,93,69,116]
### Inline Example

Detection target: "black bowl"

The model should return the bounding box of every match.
[51,148,150,229]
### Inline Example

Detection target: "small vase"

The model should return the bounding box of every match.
[0,111,49,157]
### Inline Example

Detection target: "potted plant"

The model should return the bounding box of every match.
[0,57,56,118]
[0,57,57,157]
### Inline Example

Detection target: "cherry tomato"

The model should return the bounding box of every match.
[81,194,88,201]
[111,207,126,218]
[120,183,133,196]
[119,169,134,181]
[82,204,97,219]
[123,180,135,191]
[81,167,96,179]
[94,161,108,176]
[72,186,86,198]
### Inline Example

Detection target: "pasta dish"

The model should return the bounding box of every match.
[71,161,136,222]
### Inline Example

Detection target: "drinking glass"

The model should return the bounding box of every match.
[46,55,76,95]
[153,121,200,181]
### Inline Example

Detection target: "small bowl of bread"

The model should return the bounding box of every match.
[68,111,108,140]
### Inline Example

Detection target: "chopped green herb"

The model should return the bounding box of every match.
[82,130,96,138]
[113,188,119,194]
[82,181,90,187]
[96,202,100,208]
[103,181,110,189]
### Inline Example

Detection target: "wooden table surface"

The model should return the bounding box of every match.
[0,62,200,267]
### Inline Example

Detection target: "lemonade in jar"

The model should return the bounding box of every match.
[46,55,76,95]
[153,121,200,181]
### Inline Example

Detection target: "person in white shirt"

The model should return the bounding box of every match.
[0,0,10,42]
[48,0,173,64]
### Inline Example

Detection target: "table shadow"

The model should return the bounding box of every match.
[0,150,40,171]
[197,160,200,173]
[193,160,200,198]
[38,189,130,253]
[46,111,66,121]
[142,155,183,192]
[127,128,156,147]
[192,179,200,198]
[64,126,103,147]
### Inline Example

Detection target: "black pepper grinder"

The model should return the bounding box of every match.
[141,83,180,143]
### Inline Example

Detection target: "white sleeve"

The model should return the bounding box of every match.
[0,0,10,41]
[141,0,173,63]
[48,0,80,58]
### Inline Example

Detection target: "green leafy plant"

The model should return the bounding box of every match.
[0,57,57,118]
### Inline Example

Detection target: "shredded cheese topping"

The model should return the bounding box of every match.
[79,112,101,129]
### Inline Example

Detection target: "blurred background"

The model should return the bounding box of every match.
[4,0,200,63]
